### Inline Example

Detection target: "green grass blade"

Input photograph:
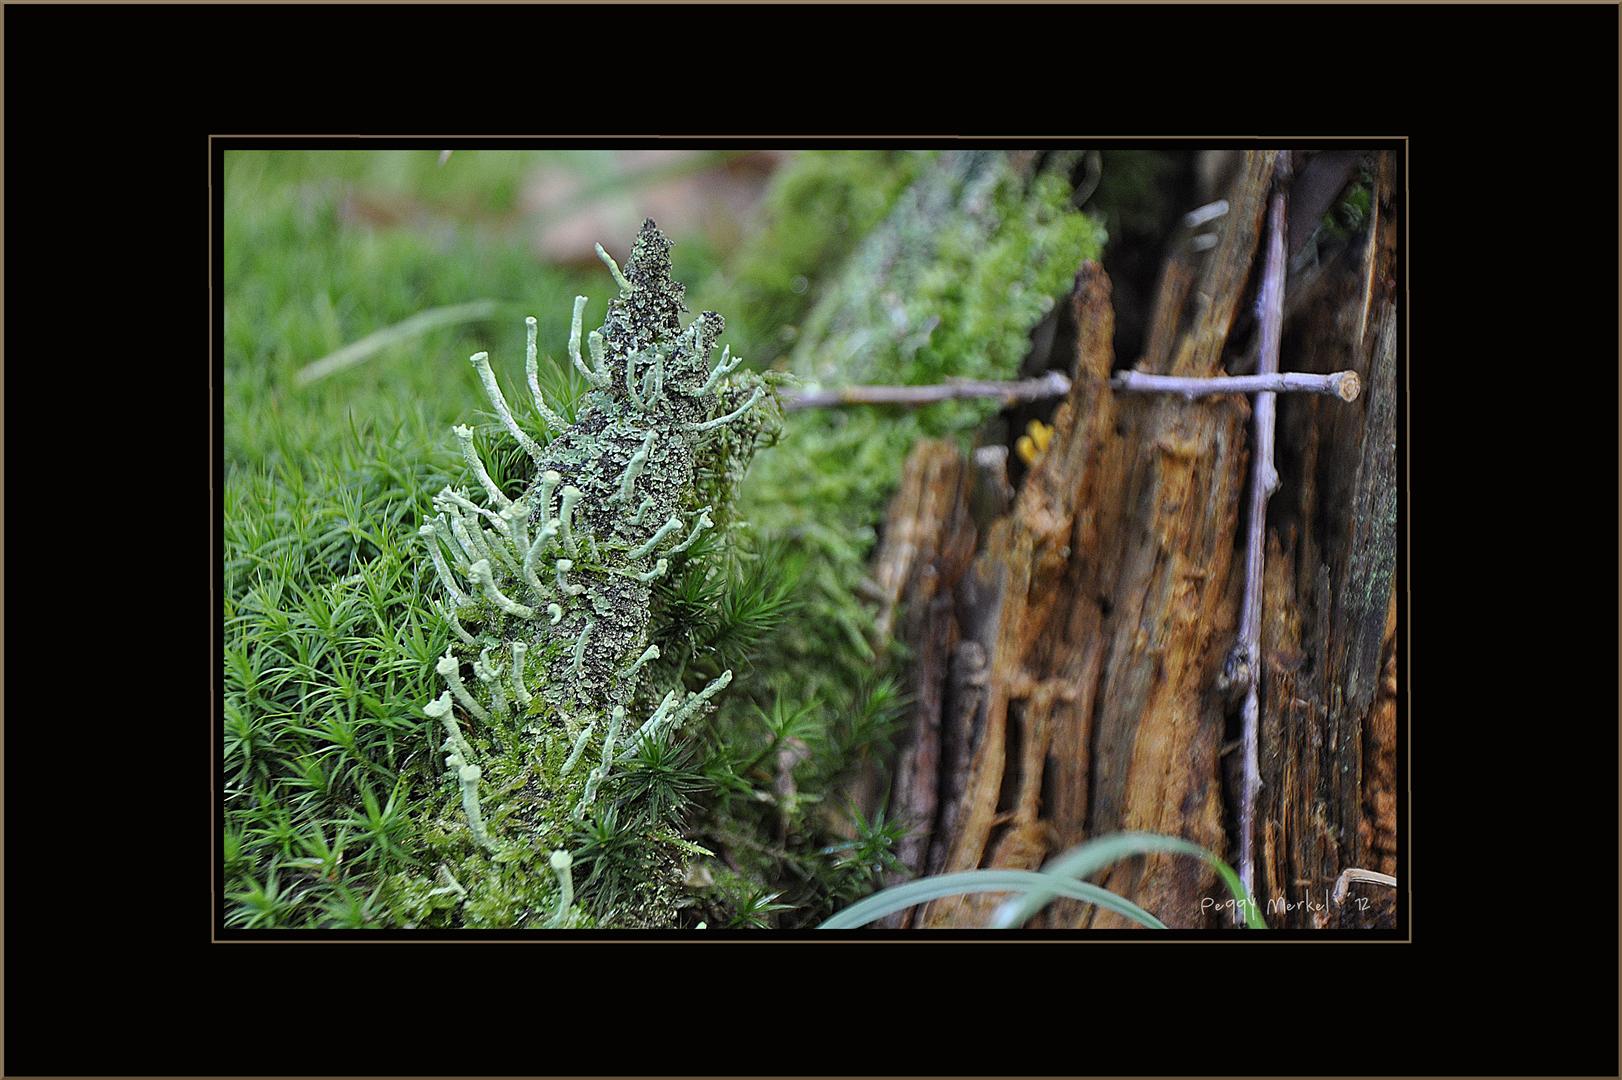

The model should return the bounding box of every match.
[294,299,505,386]
[1207,852,1268,930]
[816,869,1166,930]
[989,831,1265,929]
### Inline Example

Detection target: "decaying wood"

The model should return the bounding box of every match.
[865,442,979,927]
[1256,150,1399,928]
[870,150,1399,929]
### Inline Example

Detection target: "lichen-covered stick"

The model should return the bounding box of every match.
[404,220,778,927]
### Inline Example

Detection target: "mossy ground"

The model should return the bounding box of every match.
[223,149,1106,929]
[224,151,622,927]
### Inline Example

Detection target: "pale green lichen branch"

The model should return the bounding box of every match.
[431,516,470,572]
[454,760,495,851]
[421,526,475,608]
[475,652,509,717]
[626,644,659,679]
[685,385,765,433]
[470,351,548,463]
[437,651,491,723]
[570,618,594,678]
[665,508,713,556]
[629,515,683,559]
[555,557,585,597]
[509,642,532,707]
[437,486,506,532]
[566,297,610,387]
[453,424,511,509]
[601,705,625,769]
[573,704,626,820]
[523,514,559,569]
[698,344,743,395]
[666,669,733,732]
[625,348,647,412]
[536,470,563,522]
[422,693,466,754]
[468,559,536,620]
[562,718,597,776]
[523,316,549,417]
[449,512,491,568]
[463,514,519,573]
[627,689,680,748]
[595,242,632,294]
[587,330,608,378]
[611,431,656,505]
[435,600,478,645]
[557,485,583,557]
[477,645,505,684]
[500,499,531,555]
[426,693,495,851]
[640,352,664,406]
[546,850,574,928]
[428,864,468,901]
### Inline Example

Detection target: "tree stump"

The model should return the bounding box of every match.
[870,150,1399,929]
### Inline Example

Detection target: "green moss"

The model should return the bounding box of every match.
[689,150,1105,922]
[743,151,1104,635]
[724,150,927,363]
[1319,166,1375,244]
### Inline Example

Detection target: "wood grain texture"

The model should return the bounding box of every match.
[870,151,1400,929]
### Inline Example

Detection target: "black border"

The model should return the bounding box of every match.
[4,3,1617,1077]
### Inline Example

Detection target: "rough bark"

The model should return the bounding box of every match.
[1256,150,1400,928]
[869,150,1399,929]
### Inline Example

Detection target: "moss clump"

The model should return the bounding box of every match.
[746,150,1104,656]
[724,150,926,362]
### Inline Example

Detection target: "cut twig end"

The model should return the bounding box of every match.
[1111,369,1362,402]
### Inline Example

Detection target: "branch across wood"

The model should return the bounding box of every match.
[1112,369,1360,402]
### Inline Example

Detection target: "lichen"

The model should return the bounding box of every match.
[386,220,780,928]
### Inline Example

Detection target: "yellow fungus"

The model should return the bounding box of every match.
[1016,419,1054,466]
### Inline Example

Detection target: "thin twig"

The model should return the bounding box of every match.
[784,370,1071,411]
[1228,151,1292,922]
[1112,369,1359,402]
[1331,868,1397,906]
